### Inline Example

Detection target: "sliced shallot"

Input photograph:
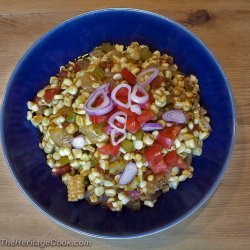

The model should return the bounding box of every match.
[111,129,127,146]
[108,111,127,132]
[111,83,131,109]
[136,67,160,88]
[84,83,113,116]
[162,110,186,124]
[130,84,149,104]
[119,162,138,185]
[142,123,163,131]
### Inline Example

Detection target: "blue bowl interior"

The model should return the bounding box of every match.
[1,9,235,238]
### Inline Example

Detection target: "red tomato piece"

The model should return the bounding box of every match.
[144,144,169,175]
[137,109,156,124]
[73,63,80,73]
[52,164,71,176]
[164,150,188,169]
[151,159,169,175]
[98,144,120,156]
[121,68,136,85]
[44,87,60,103]
[58,69,67,79]
[89,115,107,124]
[150,76,166,89]
[116,105,138,117]
[116,87,129,97]
[93,97,104,107]
[156,125,182,149]
[126,116,141,133]
[115,95,130,107]
[144,144,162,162]
[114,120,125,129]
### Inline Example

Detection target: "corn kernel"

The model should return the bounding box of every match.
[118,192,130,205]
[92,82,100,89]
[113,73,122,80]
[140,181,147,188]
[133,140,143,150]
[147,175,154,182]
[99,160,109,170]
[62,78,73,87]
[53,152,61,160]
[105,189,116,197]
[27,111,32,120]
[143,134,154,146]
[42,117,49,127]
[68,85,78,95]
[80,153,90,161]
[71,160,80,168]
[124,153,132,161]
[72,149,82,159]
[66,123,78,134]
[179,175,188,182]
[63,147,71,156]
[94,186,104,197]
[152,130,159,138]
[82,161,91,171]
[90,194,98,203]
[144,200,154,208]
[104,181,115,187]
[135,154,142,161]
[43,108,52,116]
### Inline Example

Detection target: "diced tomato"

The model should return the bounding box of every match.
[73,63,80,73]
[156,125,182,149]
[44,87,60,103]
[89,115,107,124]
[164,150,188,170]
[115,95,130,107]
[137,109,156,124]
[144,144,162,162]
[114,120,125,129]
[126,116,140,133]
[52,164,71,176]
[98,144,120,156]
[116,87,129,97]
[121,68,136,85]
[93,97,104,107]
[151,160,169,175]
[124,189,141,200]
[150,76,166,89]
[58,69,67,79]
[116,105,138,117]
[144,144,169,175]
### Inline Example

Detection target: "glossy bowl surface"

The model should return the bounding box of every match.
[0,9,236,239]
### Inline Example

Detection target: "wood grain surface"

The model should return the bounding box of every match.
[0,1,249,249]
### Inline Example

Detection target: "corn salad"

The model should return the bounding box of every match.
[27,42,211,211]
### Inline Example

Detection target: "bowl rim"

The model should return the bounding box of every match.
[0,8,237,239]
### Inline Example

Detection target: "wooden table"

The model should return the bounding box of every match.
[0,1,249,249]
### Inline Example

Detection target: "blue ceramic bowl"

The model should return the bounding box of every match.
[0,9,236,238]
